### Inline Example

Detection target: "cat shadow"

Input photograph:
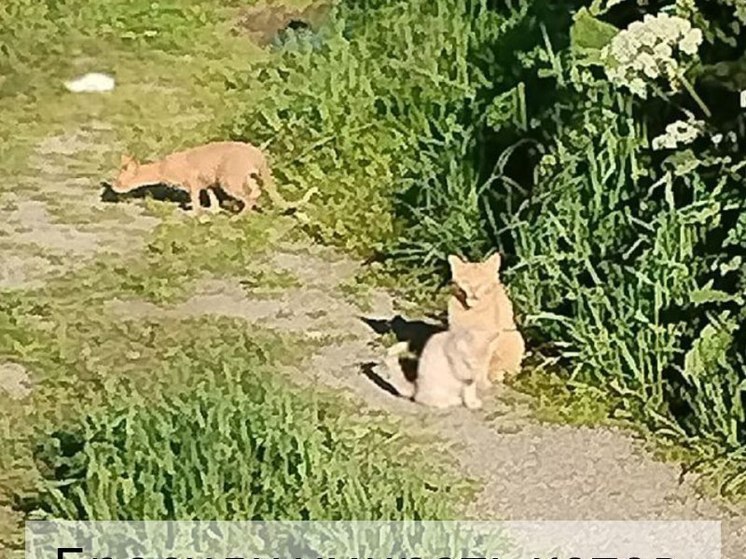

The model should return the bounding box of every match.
[358,314,447,397]
[359,362,400,397]
[99,182,247,213]
[360,314,446,355]
[100,181,189,209]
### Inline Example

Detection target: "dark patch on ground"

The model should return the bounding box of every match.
[236,1,333,46]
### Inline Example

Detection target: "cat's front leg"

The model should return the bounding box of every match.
[187,185,202,216]
[462,381,482,410]
[487,330,524,383]
[476,343,494,391]
[476,367,492,391]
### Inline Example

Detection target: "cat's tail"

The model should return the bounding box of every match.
[383,342,416,399]
[258,159,318,218]
[255,123,378,216]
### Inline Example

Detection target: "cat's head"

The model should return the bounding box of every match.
[112,154,141,192]
[448,253,501,309]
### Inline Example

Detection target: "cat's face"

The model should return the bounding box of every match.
[448,253,501,308]
[112,154,140,192]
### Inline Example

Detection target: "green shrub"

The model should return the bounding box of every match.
[493,2,746,460]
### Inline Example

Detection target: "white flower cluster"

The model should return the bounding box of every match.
[723,0,746,24]
[602,13,703,98]
[651,117,704,150]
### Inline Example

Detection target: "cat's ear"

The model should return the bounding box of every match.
[448,254,464,275]
[485,252,501,272]
[120,154,137,168]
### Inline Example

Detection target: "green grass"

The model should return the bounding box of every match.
[240,267,302,296]
[0,211,286,306]
[511,368,618,428]
[338,275,376,313]
[227,0,503,259]
[341,262,451,317]
[1,294,465,545]
[22,319,462,522]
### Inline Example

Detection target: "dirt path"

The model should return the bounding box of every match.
[3,129,746,558]
[0,126,159,289]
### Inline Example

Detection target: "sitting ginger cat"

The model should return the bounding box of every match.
[386,325,498,409]
[448,253,525,388]
[111,141,315,216]
[384,255,503,409]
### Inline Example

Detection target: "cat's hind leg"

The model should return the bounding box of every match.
[221,174,260,216]
[476,366,493,391]
[237,175,262,215]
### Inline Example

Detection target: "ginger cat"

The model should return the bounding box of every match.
[385,326,497,409]
[448,253,525,386]
[384,256,501,409]
[111,141,315,216]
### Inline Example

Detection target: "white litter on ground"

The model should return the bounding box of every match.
[64,72,115,93]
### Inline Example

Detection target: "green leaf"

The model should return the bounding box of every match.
[683,315,737,380]
[664,149,700,177]
[718,255,743,275]
[570,8,618,62]
[485,83,526,131]
[690,284,738,305]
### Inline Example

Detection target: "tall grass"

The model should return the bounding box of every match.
[2,277,463,524]
[497,2,746,471]
[229,0,522,259]
[30,321,460,520]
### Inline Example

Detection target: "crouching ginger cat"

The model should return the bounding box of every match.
[111,141,316,216]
